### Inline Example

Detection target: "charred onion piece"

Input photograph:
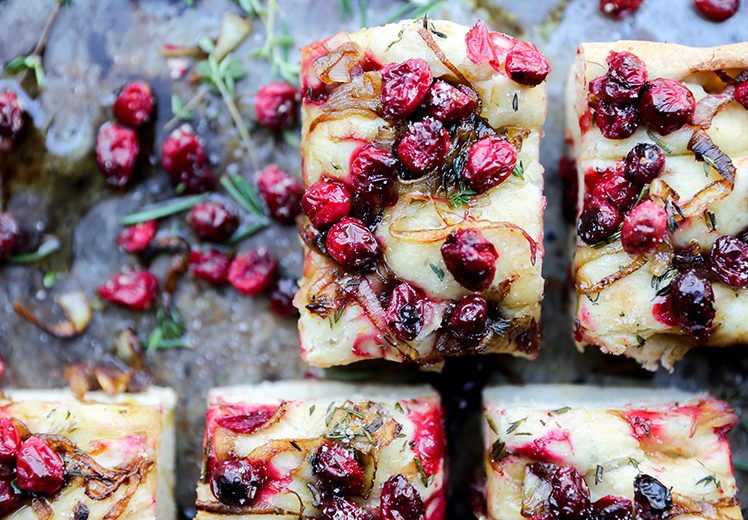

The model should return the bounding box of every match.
[417,26,469,85]
[579,255,648,296]
[688,129,736,184]
[691,86,735,129]
[13,291,92,338]
[313,41,364,85]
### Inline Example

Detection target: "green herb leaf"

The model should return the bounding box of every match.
[647,130,672,155]
[414,456,432,487]
[7,235,60,264]
[43,271,58,289]
[225,222,267,245]
[490,440,510,463]
[220,173,268,218]
[429,263,445,280]
[450,185,477,207]
[170,94,193,120]
[696,475,721,489]
[595,465,604,485]
[383,0,443,24]
[147,304,188,352]
[120,194,209,226]
[338,0,354,20]
[506,417,526,435]
[512,160,525,179]
[635,334,646,347]
[486,416,499,435]
[512,92,519,112]
[550,407,571,415]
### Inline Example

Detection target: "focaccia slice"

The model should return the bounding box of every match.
[480,385,741,520]
[195,380,445,519]
[296,18,549,367]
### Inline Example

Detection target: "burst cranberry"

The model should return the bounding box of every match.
[255,81,299,129]
[97,270,158,310]
[670,270,715,340]
[302,180,352,229]
[592,495,633,520]
[113,81,154,128]
[577,196,622,244]
[312,442,364,497]
[380,58,432,120]
[594,102,640,139]
[465,20,500,71]
[0,479,20,515]
[590,76,642,106]
[210,459,263,506]
[386,283,428,342]
[734,81,748,109]
[95,122,140,187]
[16,436,64,495]
[117,220,157,253]
[505,45,550,86]
[548,466,592,520]
[462,136,517,194]
[621,201,667,255]
[350,145,397,204]
[0,212,22,261]
[710,235,748,289]
[424,80,477,123]
[397,117,450,177]
[187,201,239,242]
[449,295,488,344]
[0,419,20,464]
[441,229,498,292]
[693,0,739,20]
[0,90,24,145]
[217,410,274,433]
[161,127,216,193]
[592,171,639,209]
[599,0,643,18]
[639,79,695,135]
[257,165,302,224]
[607,51,648,89]
[380,474,425,520]
[624,143,665,184]
[325,217,379,272]
[634,474,673,520]
[269,277,299,318]
[228,249,278,296]
[321,497,373,520]
[188,249,231,284]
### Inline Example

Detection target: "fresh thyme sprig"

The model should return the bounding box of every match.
[251,0,299,85]
[220,173,268,218]
[147,304,188,352]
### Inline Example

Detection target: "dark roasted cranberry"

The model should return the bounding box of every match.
[210,459,263,506]
[161,127,216,194]
[269,277,299,318]
[0,479,20,515]
[228,249,278,296]
[621,201,667,255]
[380,58,432,120]
[385,282,428,341]
[672,247,709,271]
[505,44,550,86]
[607,51,648,89]
[97,270,158,310]
[312,442,364,497]
[462,136,517,194]
[0,212,22,261]
[188,249,231,284]
[624,143,665,184]
[95,122,140,187]
[255,81,299,129]
[710,235,748,289]
[321,497,373,520]
[560,156,579,223]
[577,196,622,244]
[350,145,397,204]
[113,81,154,128]
[397,117,450,177]
[325,217,379,272]
[548,466,592,520]
[217,410,274,433]
[117,220,157,253]
[302,180,352,229]
[592,495,633,520]
[449,295,488,344]
[634,474,673,520]
[592,171,639,209]
[670,270,715,340]
[600,77,642,105]
[0,90,24,145]
[693,0,739,20]
[734,81,748,109]
[424,80,477,123]
[639,79,695,135]
[380,474,425,520]
[257,165,302,224]
[0,419,20,464]
[16,436,64,495]
[594,102,640,139]
[599,0,643,18]
[441,229,498,292]
[187,201,239,242]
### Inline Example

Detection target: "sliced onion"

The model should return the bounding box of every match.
[688,129,736,184]
[13,291,92,338]
[691,85,735,129]
[417,26,468,84]
[579,255,647,296]
[679,179,732,218]
[314,41,364,85]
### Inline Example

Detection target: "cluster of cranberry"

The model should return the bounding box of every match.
[0,418,66,515]
[599,0,739,22]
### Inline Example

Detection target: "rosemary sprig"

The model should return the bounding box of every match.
[338,0,354,20]
[252,0,299,84]
[120,194,209,225]
[7,235,60,264]
[647,130,672,155]
[226,222,267,245]
[220,173,267,217]
[450,184,476,207]
[734,460,748,473]
[195,53,250,142]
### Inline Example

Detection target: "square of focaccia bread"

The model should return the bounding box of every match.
[566,41,748,371]
[296,18,549,368]
[0,387,176,520]
[481,385,741,520]
[195,380,445,519]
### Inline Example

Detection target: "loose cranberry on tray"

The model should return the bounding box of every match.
[693,0,739,21]
[188,249,231,285]
[0,212,22,261]
[97,270,158,310]
[257,165,302,224]
[255,81,299,130]
[95,122,140,187]
[161,126,216,193]
[117,220,158,253]
[113,80,154,128]
[187,200,240,243]
[0,89,24,148]
[268,277,299,318]
[228,248,278,296]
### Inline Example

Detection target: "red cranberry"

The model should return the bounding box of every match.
[216,410,274,434]
[693,0,739,20]
[591,77,642,106]
[670,270,715,340]
[599,0,643,18]
[255,81,299,129]
[321,497,373,520]
[734,81,748,109]
[621,201,667,255]
[449,295,488,344]
[269,277,299,318]
[424,80,477,123]
[187,201,239,242]
[117,220,157,253]
[386,283,429,342]
[380,474,425,520]
[465,20,500,71]
[325,217,379,272]
[397,117,450,177]
[0,90,24,144]
[16,436,64,495]
[97,270,158,310]
[113,81,154,128]
[634,474,673,520]
[161,127,216,194]
[0,479,20,515]
[302,180,352,229]
[95,122,140,187]
[0,419,20,464]
[461,136,517,194]
[441,229,498,292]
[228,249,278,296]
[380,58,432,120]
[710,235,748,289]
[594,102,640,139]
[577,196,622,244]
[592,171,639,210]
[639,79,695,135]
[188,249,231,284]
[548,466,592,520]
[607,51,648,89]
[0,212,22,261]
[505,45,550,86]
[624,143,665,184]
[257,165,302,224]
[312,442,364,497]
[350,145,398,204]
[592,495,634,520]
[210,459,263,506]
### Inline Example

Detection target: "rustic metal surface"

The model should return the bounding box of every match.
[1,0,747,518]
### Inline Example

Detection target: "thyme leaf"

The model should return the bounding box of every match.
[429,263,445,280]
[120,194,209,225]
[7,235,60,264]
[512,160,525,179]
[647,130,672,155]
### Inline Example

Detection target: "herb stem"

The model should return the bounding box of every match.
[34,1,63,57]
[226,221,267,244]
[120,194,209,225]
[163,87,208,132]
[7,235,60,264]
